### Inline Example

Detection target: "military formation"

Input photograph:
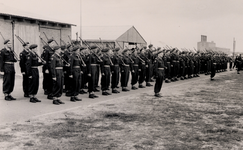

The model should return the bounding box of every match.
[0,34,241,105]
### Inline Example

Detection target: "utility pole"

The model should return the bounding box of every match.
[80,0,82,45]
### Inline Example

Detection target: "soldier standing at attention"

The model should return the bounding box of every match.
[68,45,83,102]
[210,54,217,80]
[110,47,121,93]
[41,39,55,99]
[138,47,148,88]
[130,48,139,90]
[0,39,17,100]
[79,46,88,94]
[145,44,153,86]
[26,44,46,103]
[87,45,102,98]
[121,49,134,91]
[154,50,165,97]
[19,42,30,97]
[100,48,112,95]
[50,46,65,105]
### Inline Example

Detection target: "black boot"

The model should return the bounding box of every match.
[74,96,82,101]
[30,97,36,103]
[70,97,76,102]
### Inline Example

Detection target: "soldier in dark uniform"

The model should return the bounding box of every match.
[0,40,17,100]
[68,45,83,102]
[179,51,185,80]
[26,44,45,103]
[121,49,134,91]
[111,47,121,93]
[62,44,71,94]
[41,39,55,99]
[19,42,30,97]
[79,46,88,94]
[87,45,102,98]
[228,56,233,71]
[138,47,148,88]
[145,44,153,86]
[100,48,113,95]
[50,46,65,105]
[154,50,165,97]
[211,53,217,80]
[130,48,140,90]
[235,54,242,74]
[164,50,172,83]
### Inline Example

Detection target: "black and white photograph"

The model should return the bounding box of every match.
[0,0,243,149]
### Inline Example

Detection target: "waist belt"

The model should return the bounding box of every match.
[73,66,80,68]
[213,63,216,65]
[133,64,138,66]
[31,66,38,69]
[90,64,97,66]
[173,60,176,62]
[158,68,164,70]
[123,64,129,67]
[55,67,63,69]
[176,61,179,62]
[114,64,119,66]
[167,62,170,63]
[5,62,14,64]
[104,65,110,67]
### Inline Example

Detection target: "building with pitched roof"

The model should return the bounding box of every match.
[0,3,76,75]
[80,26,147,49]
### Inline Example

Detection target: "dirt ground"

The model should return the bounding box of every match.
[0,71,242,150]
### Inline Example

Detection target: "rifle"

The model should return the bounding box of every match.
[15,34,45,63]
[39,36,70,65]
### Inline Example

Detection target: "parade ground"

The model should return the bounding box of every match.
[0,70,243,149]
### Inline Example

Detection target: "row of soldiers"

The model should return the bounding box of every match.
[0,37,234,104]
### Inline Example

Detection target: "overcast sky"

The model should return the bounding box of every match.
[1,0,243,52]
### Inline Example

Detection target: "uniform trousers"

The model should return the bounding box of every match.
[121,66,130,87]
[154,69,165,93]
[111,65,119,89]
[2,64,15,94]
[70,68,82,96]
[28,68,39,95]
[101,66,111,91]
[52,69,64,98]
[131,65,139,85]
[88,65,97,93]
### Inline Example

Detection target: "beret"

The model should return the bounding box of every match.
[90,45,98,50]
[72,45,80,51]
[113,47,120,52]
[4,39,10,44]
[43,45,49,49]
[29,44,38,50]
[148,44,153,48]
[23,42,29,47]
[66,44,71,49]
[143,46,147,49]
[80,46,87,50]
[53,46,60,51]
[157,47,161,50]
[101,48,110,52]
[47,39,54,44]
[156,50,164,55]
[166,50,170,53]
[122,49,129,54]
[61,45,66,50]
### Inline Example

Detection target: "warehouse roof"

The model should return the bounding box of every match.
[0,3,75,26]
[82,26,147,44]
